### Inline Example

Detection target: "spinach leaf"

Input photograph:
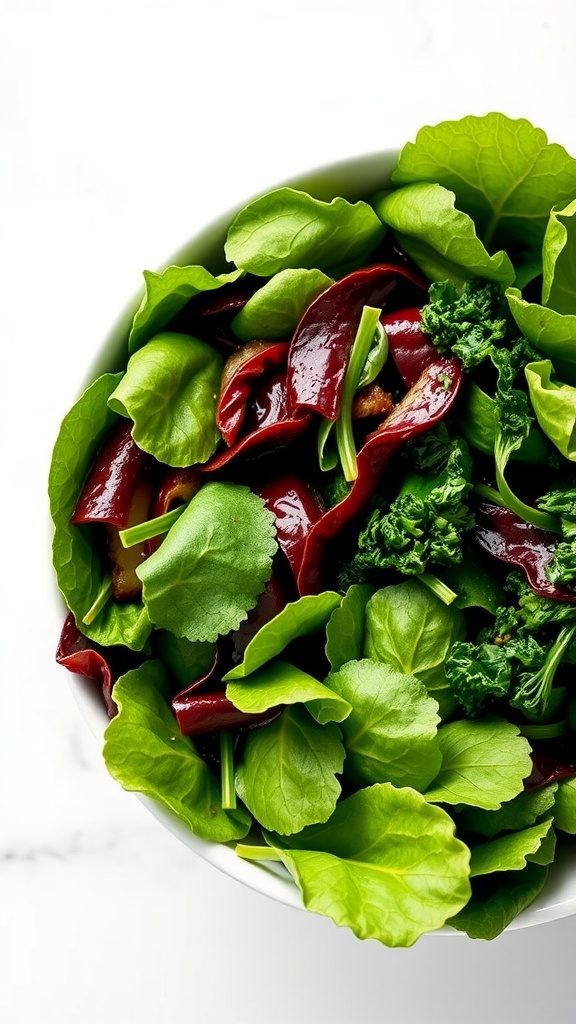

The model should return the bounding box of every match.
[525,359,576,460]
[152,631,216,688]
[129,265,243,353]
[49,372,151,650]
[542,197,576,314]
[392,112,576,252]
[326,659,441,790]
[231,268,333,341]
[235,705,344,835]
[225,187,385,276]
[325,584,374,671]
[363,580,465,718]
[223,592,341,680]
[266,783,471,948]
[108,333,223,467]
[374,183,514,287]
[103,661,251,842]
[507,289,576,386]
[553,778,576,833]
[469,818,555,877]
[424,718,532,810]
[137,482,277,642]
[226,660,351,725]
[455,783,557,839]
[448,863,549,940]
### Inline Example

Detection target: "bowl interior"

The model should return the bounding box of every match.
[68,149,576,933]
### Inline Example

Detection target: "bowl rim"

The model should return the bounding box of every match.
[63,147,576,937]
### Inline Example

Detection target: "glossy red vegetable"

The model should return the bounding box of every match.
[217,341,290,446]
[172,690,282,737]
[55,612,140,717]
[525,747,576,790]
[71,420,150,529]
[286,263,427,420]
[381,307,438,388]
[475,503,576,602]
[255,475,325,583]
[297,354,463,594]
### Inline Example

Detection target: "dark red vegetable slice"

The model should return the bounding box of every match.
[255,475,325,583]
[475,503,576,602]
[172,690,282,736]
[297,354,463,594]
[286,263,427,420]
[71,420,150,529]
[381,307,439,388]
[524,747,576,790]
[217,341,290,446]
[55,612,140,717]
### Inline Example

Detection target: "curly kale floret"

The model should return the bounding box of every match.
[339,432,474,587]
[421,280,508,369]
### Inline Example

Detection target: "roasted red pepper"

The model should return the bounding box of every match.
[297,354,463,594]
[286,264,427,420]
[255,475,325,583]
[55,612,140,717]
[217,341,291,446]
[475,503,576,603]
[71,420,150,529]
[381,307,439,388]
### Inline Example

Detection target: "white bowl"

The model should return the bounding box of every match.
[65,150,576,935]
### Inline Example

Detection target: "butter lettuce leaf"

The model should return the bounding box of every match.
[49,372,151,651]
[506,289,576,386]
[392,113,576,252]
[235,705,344,835]
[137,482,277,642]
[104,660,251,841]
[469,818,555,877]
[542,197,576,313]
[553,778,576,833]
[224,592,341,680]
[326,659,441,791]
[449,863,549,940]
[225,187,385,276]
[374,183,515,287]
[232,268,333,341]
[108,332,223,467]
[227,660,351,725]
[424,718,532,810]
[325,584,374,672]
[129,264,243,353]
[455,784,557,839]
[266,783,471,948]
[525,359,576,460]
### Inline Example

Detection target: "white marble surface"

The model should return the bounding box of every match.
[4,1,576,1021]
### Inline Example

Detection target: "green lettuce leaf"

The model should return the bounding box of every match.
[103,660,251,841]
[525,359,576,460]
[128,265,243,353]
[231,268,333,341]
[152,631,216,688]
[226,660,351,725]
[424,718,532,810]
[392,112,576,252]
[225,187,385,276]
[49,372,151,650]
[542,197,576,313]
[235,705,344,835]
[554,778,576,833]
[507,289,576,386]
[469,818,555,876]
[266,783,471,947]
[108,332,223,467]
[137,482,277,642]
[363,580,465,718]
[223,592,341,680]
[455,784,558,838]
[325,584,374,672]
[448,863,549,940]
[374,183,515,287]
[326,659,441,791]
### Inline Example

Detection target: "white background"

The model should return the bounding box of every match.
[3,1,576,1021]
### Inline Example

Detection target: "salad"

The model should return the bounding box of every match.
[50,112,576,947]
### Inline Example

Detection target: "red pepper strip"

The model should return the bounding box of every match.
[286,263,427,420]
[173,690,282,737]
[381,307,439,389]
[72,420,150,529]
[524,748,576,790]
[55,612,142,718]
[297,355,463,594]
[475,503,576,603]
[217,341,290,446]
[255,475,325,583]
[178,275,260,319]
[146,467,203,555]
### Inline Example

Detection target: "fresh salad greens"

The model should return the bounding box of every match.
[50,112,576,947]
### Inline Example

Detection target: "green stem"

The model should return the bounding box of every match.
[495,434,560,533]
[418,572,458,605]
[220,730,237,810]
[335,305,382,482]
[473,482,508,508]
[235,844,283,862]
[119,504,187,549]
[82,576,112,625]
[517,719,569,740]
